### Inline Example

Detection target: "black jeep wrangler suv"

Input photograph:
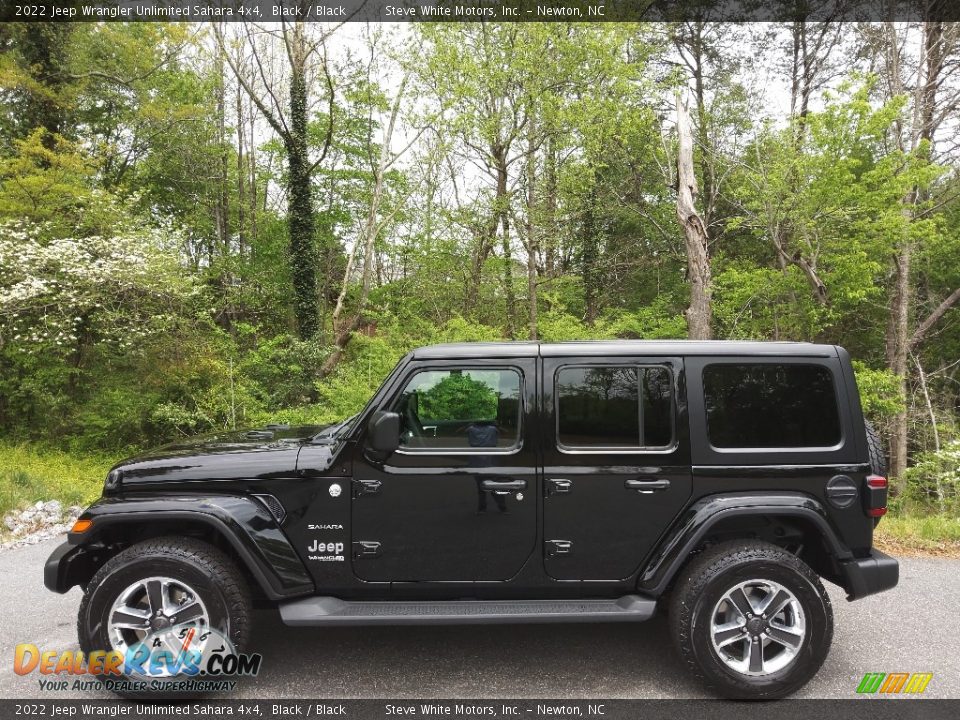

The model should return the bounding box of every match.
[45,341,897,699]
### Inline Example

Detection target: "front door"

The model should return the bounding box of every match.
[351,359,538,582]
[542,356,692,580]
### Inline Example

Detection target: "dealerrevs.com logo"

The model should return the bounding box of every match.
[14,628,262,694]
[856,672,933,695]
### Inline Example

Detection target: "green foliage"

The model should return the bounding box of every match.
[0,131,97,228]
[537,312,612,342]
[308,318,505,425]
[0,443,109,517]
[852,362,904,424]
[238,330,327,408]
[314,334,407,422]
[418,374,498,422]
[894,440,960,516]
[722,81,941,344]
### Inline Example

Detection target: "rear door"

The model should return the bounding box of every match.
[542,356,692,580]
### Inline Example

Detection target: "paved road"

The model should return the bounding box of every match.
[1,537,957,699]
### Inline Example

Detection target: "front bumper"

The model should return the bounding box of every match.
[840,549,899,600]
[44,541,94,594]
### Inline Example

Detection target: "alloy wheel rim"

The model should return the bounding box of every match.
[107,575,210,676]
[709,578,806,676]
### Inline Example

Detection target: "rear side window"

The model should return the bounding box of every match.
[556,366,673,449]
[703,364,841,449]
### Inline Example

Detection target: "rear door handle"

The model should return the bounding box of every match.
[625,478,671,493]
[480,479,527,495]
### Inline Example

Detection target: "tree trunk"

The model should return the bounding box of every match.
[543,135,558,278]
[582,184,599,326]
[248,95,258,244]
[675,94,712,340]
[494,154,516,339]
[213,53,229,258]
[885,21,946,479]
[886,236,911,478]
[525,111,538,340]
[236,77,247,251]
[323,75,408,377]
[690,22,716,246]
[287,26,318,339]
[464,220,495,316]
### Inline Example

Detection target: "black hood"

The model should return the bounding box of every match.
[109,423,343,489]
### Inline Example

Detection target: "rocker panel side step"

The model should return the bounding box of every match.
[278,595,657,626]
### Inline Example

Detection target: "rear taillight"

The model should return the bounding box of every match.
[864,474,888,518]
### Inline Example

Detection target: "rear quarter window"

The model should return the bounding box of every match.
[703,363,841,449]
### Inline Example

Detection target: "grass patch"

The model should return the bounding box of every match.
[0,443,112,518]
[874,512,960,557]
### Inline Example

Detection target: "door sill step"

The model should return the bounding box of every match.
[278,595,657,626]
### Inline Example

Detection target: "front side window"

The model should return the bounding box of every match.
[703,363,842,449]
[556,366,673,449]
[394,368,521,450]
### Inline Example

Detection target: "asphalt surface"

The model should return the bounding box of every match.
[1,537,957,700]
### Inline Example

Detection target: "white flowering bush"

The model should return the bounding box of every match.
[897,439,960,515]
[0,217,191,355]
[0,208,198,448]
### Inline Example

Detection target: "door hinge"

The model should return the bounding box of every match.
[546,539,573,556]
[547,478,572,496]
[353,479,382,497]
[352,540,382,559]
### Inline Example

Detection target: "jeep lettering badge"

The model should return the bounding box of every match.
[45,340,898,699]
[308,540,345,562]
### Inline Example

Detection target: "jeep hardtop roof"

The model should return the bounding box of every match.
[411,340,840,360]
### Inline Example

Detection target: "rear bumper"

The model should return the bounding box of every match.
[840,549,899,600]
[44,541,92,594]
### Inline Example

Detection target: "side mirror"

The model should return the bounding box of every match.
[367,410,400,454]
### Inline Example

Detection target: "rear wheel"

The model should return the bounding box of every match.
[669,540,833,699]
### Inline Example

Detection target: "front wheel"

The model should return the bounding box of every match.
[78,536,252,698]
[669,540,833,699]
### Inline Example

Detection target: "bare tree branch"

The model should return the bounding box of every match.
[911,286,960,349]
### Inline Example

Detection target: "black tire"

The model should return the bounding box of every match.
[669,540,833,700]
[865,420,887,477]
[78,536,252,698]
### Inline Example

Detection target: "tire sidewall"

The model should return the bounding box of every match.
[688,559,831,698]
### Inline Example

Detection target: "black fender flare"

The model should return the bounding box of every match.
[637,492,851,596]
[51,494,314,601]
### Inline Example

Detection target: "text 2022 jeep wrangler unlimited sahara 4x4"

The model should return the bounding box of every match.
[45,341,898,699]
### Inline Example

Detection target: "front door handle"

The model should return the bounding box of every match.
[480,479,527,495]
[625,478,671,493]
